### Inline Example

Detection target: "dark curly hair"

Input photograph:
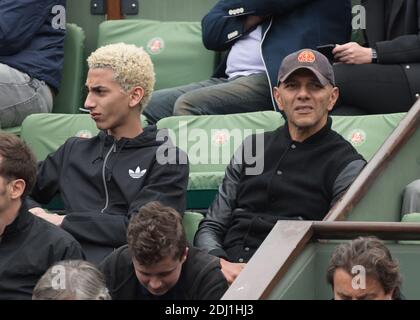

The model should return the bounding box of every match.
[127,201,187,266]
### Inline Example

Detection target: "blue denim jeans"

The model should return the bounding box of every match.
[143,73,274,124]
[0,63,53,129]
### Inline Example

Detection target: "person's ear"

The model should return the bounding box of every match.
[129,86,145,109]
[9,179,25,200]
[180,247,189,264]
[273,86,285,112]
[327,86,339,112]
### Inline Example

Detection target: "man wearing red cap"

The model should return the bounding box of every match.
[195,49,366,284]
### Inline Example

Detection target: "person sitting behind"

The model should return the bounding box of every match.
[0,133,83,300]
[100,201,228,300]
[32,260,110,300]
[326,236,403,300]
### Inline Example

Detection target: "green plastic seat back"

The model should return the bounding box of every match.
[53,23,86,114]
[20,113,99,161]
[331,113,405,161]
[97,19,217,90]
[182,211,204,245]
[21,113,148,161]
[157,111,284,208]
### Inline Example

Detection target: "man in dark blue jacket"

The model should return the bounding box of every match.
[143,0,352,123]
[0,0,66,129]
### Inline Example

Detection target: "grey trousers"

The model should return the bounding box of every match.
[401,180,420,215]
[143,73,274,124]
[0,63,53,129]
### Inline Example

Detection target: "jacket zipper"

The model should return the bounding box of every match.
[101,142,116,213]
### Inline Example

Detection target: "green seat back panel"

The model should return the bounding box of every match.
[53,23,86,114]
[269,242,420,300]
[20,113,99,161]
[331,113,405,161]
[21,113,148,161]
[97,19,217,90]
[345,121,420,222]
[182,211,204,245]
[402,213,420,222]
[157,111,284,209]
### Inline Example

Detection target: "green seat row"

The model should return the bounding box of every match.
[21,111,405,211]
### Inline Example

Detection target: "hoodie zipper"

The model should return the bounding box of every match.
[101,142,116,213]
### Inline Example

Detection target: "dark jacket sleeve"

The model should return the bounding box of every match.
[375,1,420,64]
[55,237,85,261]
[0,0,56,55]
[202,0,313,51]
[194,144,244,259]
[331,159,366,205]
[61,148,189,248]
[193,258,229,300]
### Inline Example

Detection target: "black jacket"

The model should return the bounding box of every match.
[0,202,84,300]
[99,246,228,300]
[363,0,420,101]
[195,118,366,262]
[29,125,189,263]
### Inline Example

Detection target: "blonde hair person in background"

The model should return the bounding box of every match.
[32,260,110,300]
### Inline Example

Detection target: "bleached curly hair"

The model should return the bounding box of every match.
[87,42,155,113]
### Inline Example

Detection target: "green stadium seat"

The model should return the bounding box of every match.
[157,111,285,209]
[332,113,406,161]
[157,112,405,209]
[1,23,86,136]
[53,23,86,114]
[182,211,204,245]
[402,213,420,222]
[97,19,217,90]
[20,113,148,161]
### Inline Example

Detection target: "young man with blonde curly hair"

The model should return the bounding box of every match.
[28,43,189,264]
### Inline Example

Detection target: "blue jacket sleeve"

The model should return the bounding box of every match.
[202,0,314,51]
[0,0,58,55]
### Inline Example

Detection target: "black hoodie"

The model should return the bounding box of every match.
[29,125,189,263]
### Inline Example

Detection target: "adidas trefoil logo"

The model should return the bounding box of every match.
[129,166,147,179]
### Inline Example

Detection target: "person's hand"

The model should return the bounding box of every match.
[220,258,246,285]
[333,42,373,64]
[29,207,65,226]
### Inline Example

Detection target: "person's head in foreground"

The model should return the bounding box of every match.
[32,260,111,300]
[274,48,339,142]
[85,42,155,139]
[327,236,402,300]
[127,201,187,296]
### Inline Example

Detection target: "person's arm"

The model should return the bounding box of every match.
[202,0,313,51]
[60,148,189,247]
[0,0,58,55]
[331,159,366,206]
[194,143,244,259]
[334,2,420,65]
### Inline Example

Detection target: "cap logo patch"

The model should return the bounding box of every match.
[298,50,316,63]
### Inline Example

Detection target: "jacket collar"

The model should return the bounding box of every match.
[283,117,332,145]
[2,201,33,239]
